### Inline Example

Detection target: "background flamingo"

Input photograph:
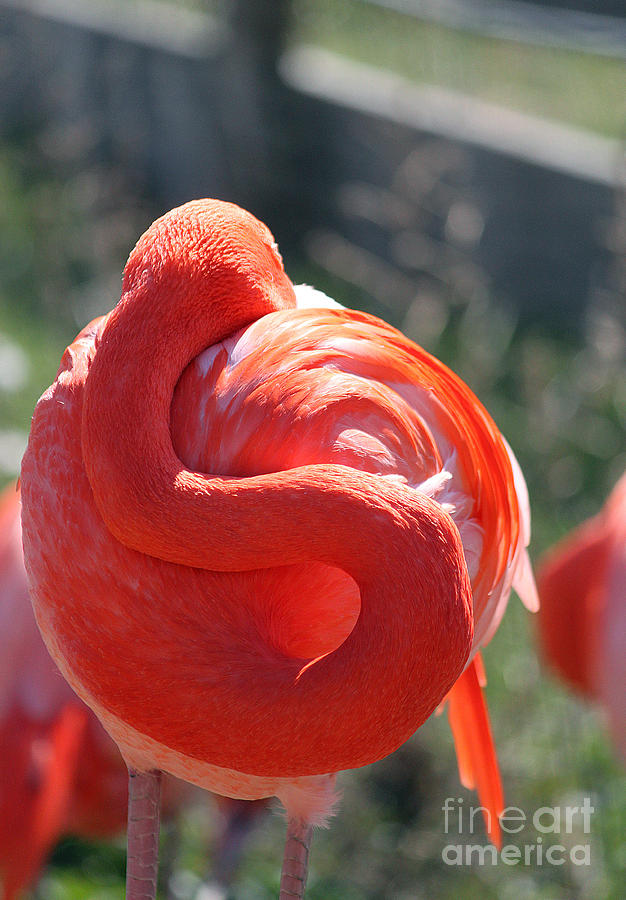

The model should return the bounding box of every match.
[20,199,537,898]
[536,471,626,761]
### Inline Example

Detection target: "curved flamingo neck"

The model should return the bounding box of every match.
[79,198,474,775]
[83,200,297,562]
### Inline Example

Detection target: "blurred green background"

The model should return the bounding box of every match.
[0,1,624,898]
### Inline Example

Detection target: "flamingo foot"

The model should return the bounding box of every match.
[126,768,162,900]
[279,817,313,899]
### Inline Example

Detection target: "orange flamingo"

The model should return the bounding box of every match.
[537,471,625,760]
[20,199,537,898]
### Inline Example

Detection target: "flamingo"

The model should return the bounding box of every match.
[20,198,538,898]
[536,471,626,760]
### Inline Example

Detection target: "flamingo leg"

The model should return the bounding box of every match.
[279,817,313,899]
[126,768,162,900]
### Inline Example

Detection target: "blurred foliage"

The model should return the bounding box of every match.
[0,3,625,898]
[0,135,156,477]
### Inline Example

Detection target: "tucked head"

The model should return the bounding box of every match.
[119,199,297,342]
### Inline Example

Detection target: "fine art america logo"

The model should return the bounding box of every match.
[441,797,595,866]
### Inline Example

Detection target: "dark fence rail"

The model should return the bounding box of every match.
[0,0,623,334]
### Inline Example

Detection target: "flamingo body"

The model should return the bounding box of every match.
[20,200,536,856]
[537,472,626,758]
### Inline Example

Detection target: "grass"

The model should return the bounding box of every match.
[289,0,626,138]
